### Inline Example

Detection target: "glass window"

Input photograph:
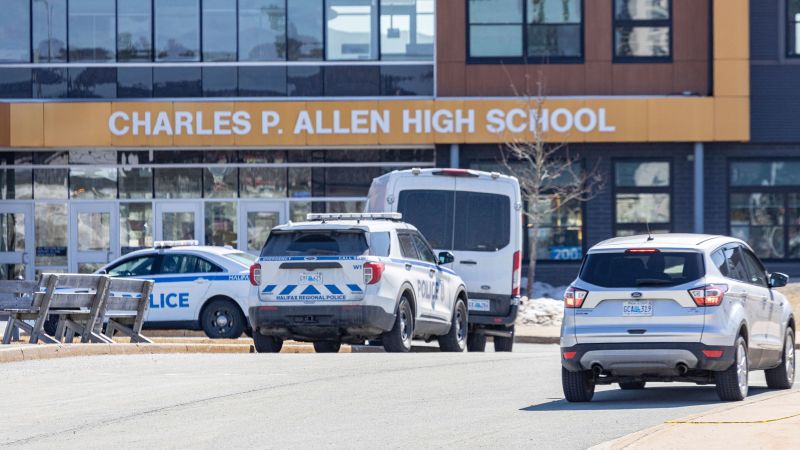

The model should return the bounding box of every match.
[154,151,203,199]
[397,190,454,250]
[160,254,221,274]
[530,196,582,261]
[68,0,116,62]
[0,153,33,200]
[614,160,671,236]
[155,0,200,62]
[741,248,768,287]
[288,0,324,60]
[240,151,287,198]
[205,202,238,247]
[468,0,523,58]
[580,251,704,288]
[527,0,582,58]
[33,151,69,199]
[287,66,323,96]
[261,230,368,257]
[289,168,312,198]
[412,233,436,263]
[369,232,391,257]
[711,249,729,277]
[239,0,287,61]
[33,0,67,62]
[0,0,30,62]
[203,0,237,61]
[117,67,153,98]
[33,68,68,99]
[730,160,800,187]
[153,67,202,97]
[397,233,419,259]
[789,0,800,56]
[380,65,434,96]
[0,68,33,99]
[244,212,280,253]
[203,67,238,97]
[614,0,671,59]
[730,193,785,259]
[454,191,511,251]
[325,167,384,197]
[35,203,67,267]
[324,65,380,96]
[119,151,153,199]
[238,66,287,97]
[380,0,434,60]
[108,255,156,277]
[118,0,152,62]
[0,212,26,254]
[70,168,117,199]
[326,0,379,60]
[68,67,116,99]
[204,152,238,198]
[120,203,153,255]
[288,200,364,222]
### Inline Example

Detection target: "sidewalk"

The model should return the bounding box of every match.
[595,389,800,450]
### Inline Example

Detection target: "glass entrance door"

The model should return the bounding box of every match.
[238,202,286,255]
[69,203,119,274]
[155,202,202,243]
[0,203,34,280]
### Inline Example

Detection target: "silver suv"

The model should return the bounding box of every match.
[561,234,795,402]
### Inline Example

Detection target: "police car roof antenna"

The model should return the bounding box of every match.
[646,221,654,242]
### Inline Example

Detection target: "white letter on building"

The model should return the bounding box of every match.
[294,111,314,134]
[174,111,194,135]
[574,108,598,133]
[151,112,172,136]
[371,110,390,133]
[214,111,232,135]
[455,109,475,134]
[506,108,527,133]
[109,111,130,136]
[195,111,213,136]
[598,108,616,132]
[232,111,251,135]
[486,109,506,133]
[132,111,152,136]
[261,111,280,134]
[403,110,423,134]
[550,108,573,133]
[351,110,369,134]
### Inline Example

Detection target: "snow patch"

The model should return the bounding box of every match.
[517,282,567,326]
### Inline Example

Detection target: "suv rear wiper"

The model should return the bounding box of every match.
[635,278,675,286]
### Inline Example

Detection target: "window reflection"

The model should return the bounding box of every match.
[68,67,116,99]
[205,202,238,246]
[288,0,324,60]
[33,68,68,99]
[119,151,153,199]
[240,151,288,198]
[1,152,33,200]
[33,151,68,199]
[380,0,434,60]
[153,67,202,97]
[204,151,238,198]
[68,0,116,62]
[33,0,67,62]
[118,0,151,61]
[155,0,200,61]
[117,67,152,98]
[326,0,378,60]
[0,0,31,63]
[239,0,287,61]
[35,203,68,267]
[203,0,237,61]
[238,66,287,97]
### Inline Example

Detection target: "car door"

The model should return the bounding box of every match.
[740,247,780,356]
[723,245,768,353]
[396,231,433,320]
[147,254,215,323]
[411,232,450,323]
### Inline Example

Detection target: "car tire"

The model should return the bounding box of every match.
[493,325,515,352]
[715,336,749,401]
[313,341,342,353]
[562,367,595,402]
[765,327,795,390]
[252,332,283,353]
[383,296,413,353]
[438,298,468,352]
[200,299,245,339]
[244,327,253,338]
[467,332,487,352]
[619,381,646,390]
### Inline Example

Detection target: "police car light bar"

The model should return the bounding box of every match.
[306,213,403,222]
[154,240,200,249]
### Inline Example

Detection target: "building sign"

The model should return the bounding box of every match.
[0,96,747,148]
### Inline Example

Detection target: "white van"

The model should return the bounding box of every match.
[366,168,523,351]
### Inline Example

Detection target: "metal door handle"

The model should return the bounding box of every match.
[404,264,412,271]
[429,269,436,276]
[460,260,477,265]
[195,278,207,284]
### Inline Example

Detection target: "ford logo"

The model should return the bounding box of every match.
[631,292,643,298]
[304,256,317,261]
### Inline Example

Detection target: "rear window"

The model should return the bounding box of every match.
[580,251,704,288]
[397,190,510,251]
[261,230,369,257]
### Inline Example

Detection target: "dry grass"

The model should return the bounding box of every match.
[776,283,800,320]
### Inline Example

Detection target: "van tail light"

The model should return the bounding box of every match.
[364,262,385,285]
[688,284,728,307]
[249,263,261,286]
[511,250,521,297]
[564,286,589,308]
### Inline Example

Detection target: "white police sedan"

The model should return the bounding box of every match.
[97,241,256,339]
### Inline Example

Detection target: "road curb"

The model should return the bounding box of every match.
[0,341,341,363]
[514,335,560,345]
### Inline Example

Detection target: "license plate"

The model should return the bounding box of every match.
[623,301,653,317]
[468,299,491,312]
[300,272,322,284]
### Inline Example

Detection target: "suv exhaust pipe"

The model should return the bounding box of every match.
[676,363,689,376]
[592,364,604,375]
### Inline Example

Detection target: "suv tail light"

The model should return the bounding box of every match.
[689,284,727,307]
[564,286,588,308]
[511,250,521,297]
[364,262,385,285]
[249,263,261,286]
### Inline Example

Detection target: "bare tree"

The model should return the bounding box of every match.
[500,72,605,297]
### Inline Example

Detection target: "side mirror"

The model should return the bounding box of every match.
[769,272,789,288]
[438,251,455,265]
[96,269,107,275]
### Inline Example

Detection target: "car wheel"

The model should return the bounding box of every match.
[252,332,283,353]
[201,299,245,339]
[313,341,342,353]
[467,332,487,352]
[493,325,515,352]
[562,367,595,402]
[765,327,795,390]
[619,381,646,390]
[438,298,468,352]
[383,296,413,353]
[715,336,749,401]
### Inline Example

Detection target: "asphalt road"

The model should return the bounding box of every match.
[0,344,790,449]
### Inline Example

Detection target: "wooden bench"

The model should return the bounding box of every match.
[99,278,154,344]
[0,280,39,342]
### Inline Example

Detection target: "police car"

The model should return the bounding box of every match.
[248,213,469,353]
[97,240,257,339]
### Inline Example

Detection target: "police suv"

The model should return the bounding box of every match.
[248,213,469,353]
[98,241,256,339]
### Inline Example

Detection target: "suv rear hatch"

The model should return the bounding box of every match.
[571,249,706,344]
[257,229,369,302]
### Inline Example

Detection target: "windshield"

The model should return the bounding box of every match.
[580,251,705,288]
[223,251,257,267]
[261,230,369,257]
